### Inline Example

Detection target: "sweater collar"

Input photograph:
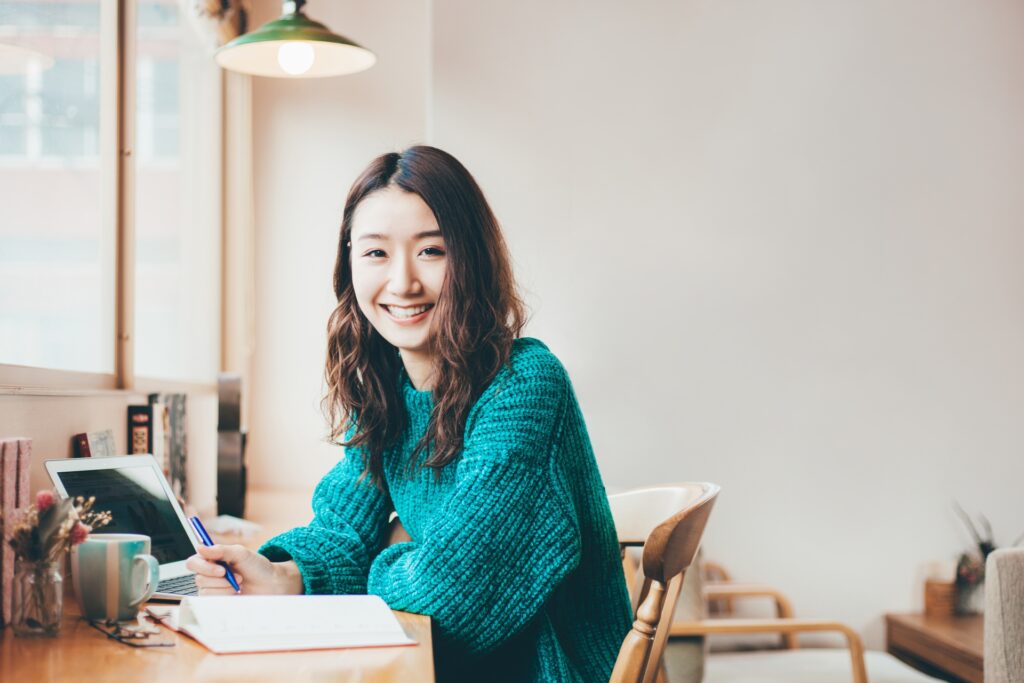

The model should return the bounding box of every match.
[401,369,434,415]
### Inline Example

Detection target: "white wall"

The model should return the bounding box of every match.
[249,0,1024,648]
[247,0,430,488]
[430,0,1024,647]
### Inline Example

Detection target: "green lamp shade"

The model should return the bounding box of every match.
[215,12,375,78]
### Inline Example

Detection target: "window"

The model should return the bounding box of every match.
[133,0,220,383]
[0,0,221,388]
[0,1,113,376]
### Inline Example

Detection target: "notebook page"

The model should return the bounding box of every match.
[177,595,416,654]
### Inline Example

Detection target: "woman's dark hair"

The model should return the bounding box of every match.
[323,145,526,483]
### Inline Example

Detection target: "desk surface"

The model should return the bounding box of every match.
[1,599,433,683]
[885,612,983,683]
[1,489,435,683]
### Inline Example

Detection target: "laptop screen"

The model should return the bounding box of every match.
[56,465,194,565]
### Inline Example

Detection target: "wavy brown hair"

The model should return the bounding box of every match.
[324,146,526,483]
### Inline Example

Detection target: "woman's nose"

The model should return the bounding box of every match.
[386,257,423,296]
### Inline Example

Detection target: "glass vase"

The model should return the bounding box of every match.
[956,580,985,615]
[11,559,63,637]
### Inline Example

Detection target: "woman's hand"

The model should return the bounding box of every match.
[186,544,304,595]
[387,517,412,546]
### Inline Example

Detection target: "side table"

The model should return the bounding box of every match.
[885,613,983,683]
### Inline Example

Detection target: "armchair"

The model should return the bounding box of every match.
[667,566,942,683]
[985,547,1024,683]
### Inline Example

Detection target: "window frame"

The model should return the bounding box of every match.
[0,0,222,396]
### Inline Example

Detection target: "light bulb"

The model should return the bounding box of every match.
[277,42,315,75]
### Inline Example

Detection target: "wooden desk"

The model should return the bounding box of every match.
[0,489,435,683]
[1,600,433,683]
[885,613,983,683]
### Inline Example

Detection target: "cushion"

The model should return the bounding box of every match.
[985,548,1024,683]
[663,548,708,683]
[702,649,942,683]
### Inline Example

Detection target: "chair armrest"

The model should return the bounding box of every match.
[670,618,867,683]
[703,583,796,617]
[701,583,797,649]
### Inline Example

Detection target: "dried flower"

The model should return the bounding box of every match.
[949,501,1024,587]
[4,491,112,563]
[69,522,91,546]
[956,552,985,587]
[35,490,56,512]
[953,501,996,561]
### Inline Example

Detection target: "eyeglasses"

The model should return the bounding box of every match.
[87,611,175,648]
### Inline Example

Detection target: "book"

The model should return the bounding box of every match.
[72,432,90,458]
[1,437,31,627]
[217,373,247,517]
[150,402,167,475]
[156,595,416,654]
[16,439,30,509]
[71,430,116,458]
[127,405,153,456]
[0,440,11,627]
[167,394,188,502]
[148,393,188,501]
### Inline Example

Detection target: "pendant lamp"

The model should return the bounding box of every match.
[215,0,375,78]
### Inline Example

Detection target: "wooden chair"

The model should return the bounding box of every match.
[608,483,720,683]
[670,568,871,683]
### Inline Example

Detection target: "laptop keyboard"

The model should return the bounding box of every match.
[157,574,198,596]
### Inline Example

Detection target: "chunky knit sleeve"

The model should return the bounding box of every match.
[367,349,582,654]
[258,448,391,595]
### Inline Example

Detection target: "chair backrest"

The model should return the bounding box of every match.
[985,548,1024,683]
[607,483,720,683]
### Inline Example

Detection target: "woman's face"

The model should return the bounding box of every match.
[349,187,447,365]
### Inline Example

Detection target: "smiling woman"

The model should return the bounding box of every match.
[324,146,527,478]
[185,146,632,683]
[348,188,447,388]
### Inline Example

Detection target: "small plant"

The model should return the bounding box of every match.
[6,490,112,562]
[952,502,1024,587]
[2,490,112,636]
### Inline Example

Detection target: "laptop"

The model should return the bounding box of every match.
[46,454,200,601]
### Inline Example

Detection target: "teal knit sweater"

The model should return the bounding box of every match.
[259,338,632,682]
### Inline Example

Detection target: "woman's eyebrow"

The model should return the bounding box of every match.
[356,230,442,242]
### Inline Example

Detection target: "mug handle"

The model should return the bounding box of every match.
[130,554,160,607]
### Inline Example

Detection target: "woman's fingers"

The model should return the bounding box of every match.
[188,544,285,594]
[196,543,258,570]
[190,544,254,573]
[185,554,227,577]
[195,576,243,590]
[197,584,241,596]
[194,571,243,592]
[195,543,228,561]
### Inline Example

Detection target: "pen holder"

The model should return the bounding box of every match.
[924,579,956,618]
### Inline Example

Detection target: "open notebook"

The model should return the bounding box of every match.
[154,595,416,654]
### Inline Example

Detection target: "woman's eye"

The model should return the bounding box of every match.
[363,249,387,258]
[420,247,446,257]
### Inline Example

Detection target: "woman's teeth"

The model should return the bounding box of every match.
[385,304,433,319]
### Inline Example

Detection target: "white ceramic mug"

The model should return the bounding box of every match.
[71,533,159,622]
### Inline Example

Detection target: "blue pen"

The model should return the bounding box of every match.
[189,516,241,593]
